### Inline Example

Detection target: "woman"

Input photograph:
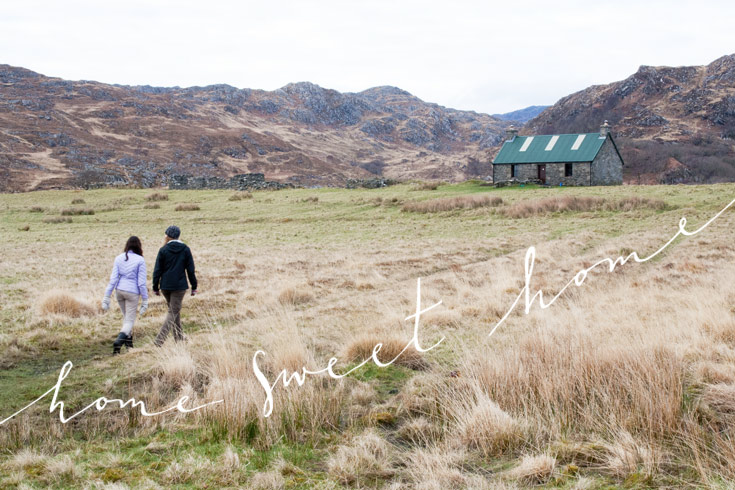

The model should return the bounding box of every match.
[102,236,149,354]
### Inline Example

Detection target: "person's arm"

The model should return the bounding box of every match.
[104,258,119,297]
[152,249,163,293]
[186,247,198,292]
[102,257,118,310]
[138,259,148,300]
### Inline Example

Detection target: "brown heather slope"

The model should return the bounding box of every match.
[0,65,510,191]
[526,54,735,184]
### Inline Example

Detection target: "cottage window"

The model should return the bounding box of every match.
[511,165,517,178]
[565,163,573,177]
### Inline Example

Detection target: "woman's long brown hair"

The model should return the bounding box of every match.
[124,236,143,261]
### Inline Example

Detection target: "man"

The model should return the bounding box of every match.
[152,225,198,346]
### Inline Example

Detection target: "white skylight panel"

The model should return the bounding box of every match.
[519,136,533,152]
[545,135,559,151]
[571,134,586,150]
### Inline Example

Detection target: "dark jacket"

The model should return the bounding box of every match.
[152,241,197,292]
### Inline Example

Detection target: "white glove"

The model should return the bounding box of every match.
[139,298,149,316]
[101,295,110,311]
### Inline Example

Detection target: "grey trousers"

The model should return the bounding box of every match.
[155,289,187,345]
[115,290,140,336]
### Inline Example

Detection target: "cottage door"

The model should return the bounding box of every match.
[537,164,546,184]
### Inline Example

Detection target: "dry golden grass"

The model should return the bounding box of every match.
[39,292,95,317]
[499,195,667,218]
[277,286,314,306]
[3,183,735,488]
[143,202,160,209]
[327,430,394,484]
[402,194,503,213]
[344,335,428,370]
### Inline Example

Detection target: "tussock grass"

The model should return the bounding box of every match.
[327,430,394,484]
[144,202,160,209]
[344,335,427,370]
[40,293,94,317]
[29,206,44,212]
[175,203,201,211]
[412,181,440,191]
[146,192,169,201]
[61,207,94,216]
[43,216,72,223]
[402,194,503,213]
[229,191,253,201]
[499,195,668,218]
[278,286,314,306]
[504,454,556,484]
[71,198,86,204]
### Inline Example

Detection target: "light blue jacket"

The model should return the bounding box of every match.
[105,251,148,300]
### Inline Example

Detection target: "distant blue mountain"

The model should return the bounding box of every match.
[493,105,550,123]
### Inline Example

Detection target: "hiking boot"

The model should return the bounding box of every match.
[124,334,134,350]
[112,333,127,355]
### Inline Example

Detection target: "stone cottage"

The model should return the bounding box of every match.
[492,121,624,186]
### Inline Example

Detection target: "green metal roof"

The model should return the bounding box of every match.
[493,133,607,164]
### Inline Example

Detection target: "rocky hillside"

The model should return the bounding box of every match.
[0,65,511,191]
[526,55,735,183]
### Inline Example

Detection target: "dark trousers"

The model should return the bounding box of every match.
[155,290,187,346]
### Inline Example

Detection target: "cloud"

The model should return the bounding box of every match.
[1,0,733,113]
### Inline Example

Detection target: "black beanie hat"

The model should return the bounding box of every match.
[165,225,181,239]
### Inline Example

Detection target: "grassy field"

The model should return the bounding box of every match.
[1,181,735,489]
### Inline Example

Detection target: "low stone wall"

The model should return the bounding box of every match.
[168,173,294,190]
[345,177,399,189]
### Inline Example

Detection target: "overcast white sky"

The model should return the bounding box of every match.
[1,0,733,113]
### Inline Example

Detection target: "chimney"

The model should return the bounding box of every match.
[599,120,611,138]
[506,125,518,142]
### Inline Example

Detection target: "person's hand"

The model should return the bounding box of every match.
[154,290,160,296]
[191,290,198,296]
[139,298,149,316]
[101,296,110,312]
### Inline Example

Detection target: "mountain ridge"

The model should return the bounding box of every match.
[526,54,735,183]
[0,65,511,191]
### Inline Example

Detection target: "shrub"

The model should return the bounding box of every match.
[146,192,169,201]
[40,293,94,317]
[228,191,253,201]
[43,216,72,224]
[402,194,503,213]
[144,203,161,209]
[175,203,200,211]
[71,198,86,204]
[61,208,94,216]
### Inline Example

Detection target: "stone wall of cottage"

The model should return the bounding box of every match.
[493,162,590,186]
[590,137,624,185]
[545,162,591,186]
